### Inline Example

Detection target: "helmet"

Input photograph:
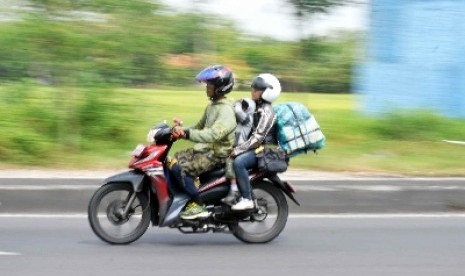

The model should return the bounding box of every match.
[195,65,234,97]
[251,73,281,103]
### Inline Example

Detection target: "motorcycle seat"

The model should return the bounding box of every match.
[199,167,225,184]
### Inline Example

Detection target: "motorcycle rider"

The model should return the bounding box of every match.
[229,73,281,210]
[169,65,237,220]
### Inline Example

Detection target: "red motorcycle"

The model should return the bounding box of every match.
[88,122,299,244]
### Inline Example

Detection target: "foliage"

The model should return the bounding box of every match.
[0,84,132,165]
[0,0,358,92]
[1,86,465,175]
[369,111,464,141]
[3,2,461,175]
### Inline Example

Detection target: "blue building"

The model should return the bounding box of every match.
[356,0,465,118]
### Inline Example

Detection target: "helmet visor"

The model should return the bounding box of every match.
[251,76,272,91]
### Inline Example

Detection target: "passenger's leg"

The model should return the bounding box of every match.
[222,157,240,205]
[231,150,257,210]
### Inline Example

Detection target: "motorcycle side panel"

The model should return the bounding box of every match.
[159,194,190,227]
[103,171,146,192]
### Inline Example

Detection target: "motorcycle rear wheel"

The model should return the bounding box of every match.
[88,182,151,244]
[229,181,288,243]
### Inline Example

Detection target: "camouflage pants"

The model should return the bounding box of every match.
[224,157,235,179]
[173,148,224,178]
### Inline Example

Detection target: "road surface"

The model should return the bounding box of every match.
[1,215,464,276]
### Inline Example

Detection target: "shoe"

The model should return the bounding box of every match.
[221,190,240,206]
[231,198,254,211]
[180,202,210,220]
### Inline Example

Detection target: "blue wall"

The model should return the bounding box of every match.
[356,0,465,117]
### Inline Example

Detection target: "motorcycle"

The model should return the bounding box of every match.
[88,122,300,244]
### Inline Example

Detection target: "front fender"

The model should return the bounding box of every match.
[103,170,146,192]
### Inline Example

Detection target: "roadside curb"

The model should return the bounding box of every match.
[1,174,465,214]
[0,169,369,181]
[1,169,464,181]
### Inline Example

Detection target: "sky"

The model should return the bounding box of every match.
[160,0,369,40]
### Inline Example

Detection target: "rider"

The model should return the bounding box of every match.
[229,73,281,210]
[169,65,237,220]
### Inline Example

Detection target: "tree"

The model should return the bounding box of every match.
[288,0,349,17]
[288,0,350,39]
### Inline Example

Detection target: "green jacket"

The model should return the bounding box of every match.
[184,98,236,158]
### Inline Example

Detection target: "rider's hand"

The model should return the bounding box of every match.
[171,127,185,140]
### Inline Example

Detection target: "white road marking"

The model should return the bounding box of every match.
[296,184,465,192]
[0,251,21,256]
[0,214,87,218]
[0,185,98,190]
[1,213,465,219]
[290,213,465,219]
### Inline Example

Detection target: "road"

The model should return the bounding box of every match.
[1,215,465,276]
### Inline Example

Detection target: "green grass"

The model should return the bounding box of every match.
[1,85,465,176]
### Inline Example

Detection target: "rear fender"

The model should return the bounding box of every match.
[265,174,300,206]
[103,170,146,192]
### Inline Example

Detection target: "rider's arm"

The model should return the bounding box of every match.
[185,104,236,143]
[172,109,207,139]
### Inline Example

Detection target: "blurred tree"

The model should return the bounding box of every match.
[284,1,359,92]
[288,0,348,16]
[28,0,159,14]
[287,0,350,40]
[0,0,358,91]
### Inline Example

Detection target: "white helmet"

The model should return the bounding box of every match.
[251,73,281,103]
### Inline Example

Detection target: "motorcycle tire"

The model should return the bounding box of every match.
[88,182,151,245]
[229,181,288,243]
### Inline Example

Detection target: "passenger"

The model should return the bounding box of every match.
[169,65,237,219]
[229,74,281,210]
[222,98,256,205]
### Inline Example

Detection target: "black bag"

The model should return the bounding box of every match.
[257,148,288,173]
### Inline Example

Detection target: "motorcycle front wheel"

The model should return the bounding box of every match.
[229,181,289,243]
[88,182,151,244]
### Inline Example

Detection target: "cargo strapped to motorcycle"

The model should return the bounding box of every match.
[273,102,326,158]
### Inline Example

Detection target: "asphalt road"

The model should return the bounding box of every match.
[1,216,465,276]
[1,177,465,213]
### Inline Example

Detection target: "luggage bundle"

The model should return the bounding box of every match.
[273,102,325,157]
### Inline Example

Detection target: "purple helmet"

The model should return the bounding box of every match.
[195,65,234,96]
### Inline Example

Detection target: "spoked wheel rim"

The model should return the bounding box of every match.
[237,189,279,234]
[96,190,144,239]
[106,200,132,225]
[229,182,288,243]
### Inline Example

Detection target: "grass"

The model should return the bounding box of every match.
[1,85,465,176]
